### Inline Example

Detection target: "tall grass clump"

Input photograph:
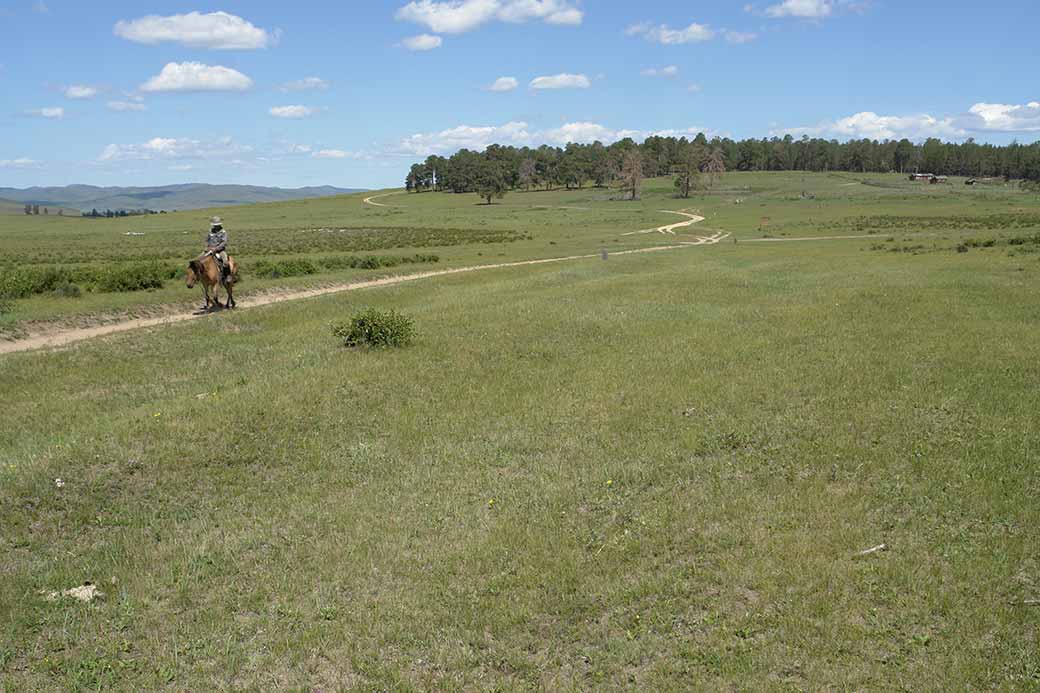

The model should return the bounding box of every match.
[331,308,415,348]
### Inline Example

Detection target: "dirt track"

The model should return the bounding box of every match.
[0,241,725,355]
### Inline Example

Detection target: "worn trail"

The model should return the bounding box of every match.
[1,242,720,355]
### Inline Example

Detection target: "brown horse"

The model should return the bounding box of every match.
[186,253,238,312]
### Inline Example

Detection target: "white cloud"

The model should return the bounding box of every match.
[32,1,49,14]
[962,102,1040,132]
[775,101,1040,140]
[392,120,721,156]
[0,158,37,168]
[488,76,519,92]
[627,22,714,44]
[31,107,64,119]
[773,112,965,140]
[394,121,534,155]
[402,33,443,50]
[64,85,98,99]
[269,105,317,119]
[98,136,251,162]
[395,0,582,34]
[140,62,253,93]
[280,77,329,91]
[530,73,590,90]
[312,149,361,159]
[641,66,679,78]
[543,122,641,145]
[113,11,275,50]
[687,84,703,93]
[764,0,833,17]
[107,100,147,112]
[724,30,758,43]
[168,164,193,171]
[497,0,583,25]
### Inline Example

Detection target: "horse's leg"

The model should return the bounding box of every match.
[202,284,212,312]
[226,282,235,309]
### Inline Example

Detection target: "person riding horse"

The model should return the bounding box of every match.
[205,217,231,284]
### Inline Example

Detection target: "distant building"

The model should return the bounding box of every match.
[909,173,948,184]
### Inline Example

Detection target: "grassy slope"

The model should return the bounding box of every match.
[3,172,1037,334]
[1,219,1038,688]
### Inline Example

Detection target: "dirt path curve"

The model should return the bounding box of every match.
[1,242,724,356]
[621,210,706,236]
[363,191,406,207]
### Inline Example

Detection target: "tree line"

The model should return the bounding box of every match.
[406,134,1040,200]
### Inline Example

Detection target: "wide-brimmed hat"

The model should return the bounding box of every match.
[210,216,223,227]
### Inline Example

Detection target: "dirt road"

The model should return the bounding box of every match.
[1,240,726,355]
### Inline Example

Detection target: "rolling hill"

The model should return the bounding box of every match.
[0,198,80,216]
[0,183,365,213]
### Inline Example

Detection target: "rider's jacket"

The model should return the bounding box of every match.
[207,228,227,252]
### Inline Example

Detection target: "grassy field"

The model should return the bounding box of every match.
[3,172,1038,335]
[1,172,1039,689]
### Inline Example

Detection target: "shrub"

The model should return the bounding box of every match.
[331,308,415,348]
[52,281,82,298]
[90,263,168,292]
[0,300,10,315]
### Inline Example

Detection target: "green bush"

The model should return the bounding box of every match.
[52,281,82,298]
[0,263,174,299]
[331,308,415,348]
[89,263,169,292]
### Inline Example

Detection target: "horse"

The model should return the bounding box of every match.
[186,253,238,312]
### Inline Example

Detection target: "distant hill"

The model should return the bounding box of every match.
[0,198,80,216]
[0,184,365,213]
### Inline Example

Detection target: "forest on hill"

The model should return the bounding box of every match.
[406,135,1040,196]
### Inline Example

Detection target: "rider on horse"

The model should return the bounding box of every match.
[205,216,231,284]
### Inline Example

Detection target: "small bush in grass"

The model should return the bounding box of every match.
[52,281,82,298]
[0,300,10,315]
[331,308,414,348]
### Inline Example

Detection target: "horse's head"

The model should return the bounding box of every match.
[186,260,199,288]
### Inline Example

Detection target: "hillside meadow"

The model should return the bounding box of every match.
[1,171,1039,689]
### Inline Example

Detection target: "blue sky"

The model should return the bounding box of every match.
[1,0,1038,189]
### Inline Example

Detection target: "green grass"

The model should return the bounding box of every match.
[4,172,1038,336]
[1,172,1039,688]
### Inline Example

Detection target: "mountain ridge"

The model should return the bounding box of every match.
[0,183,366,212]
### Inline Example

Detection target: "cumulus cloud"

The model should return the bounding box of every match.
[772,112,964,140]
[31,107,64,119]
[543,122,641,145]
[395,0,582,34]
[394,121,534,155]
[626,22,714,44]
[0,158,37,168]
[64,85,98,99]
[488,76,519,92]
[107,100,147,112]
[312,149,362,159]
[269,105,317,119]
[530,73,590,89]
[114,11,276,49]
[641,66,679,78]
[392,120,720,156]
[140,62,253,93]
[774,102,1040,140]
[962,102,1040,132]
[280,77,329,92]
[764,0,833,18]
[402,33,443,50]
[98,136,250,162]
